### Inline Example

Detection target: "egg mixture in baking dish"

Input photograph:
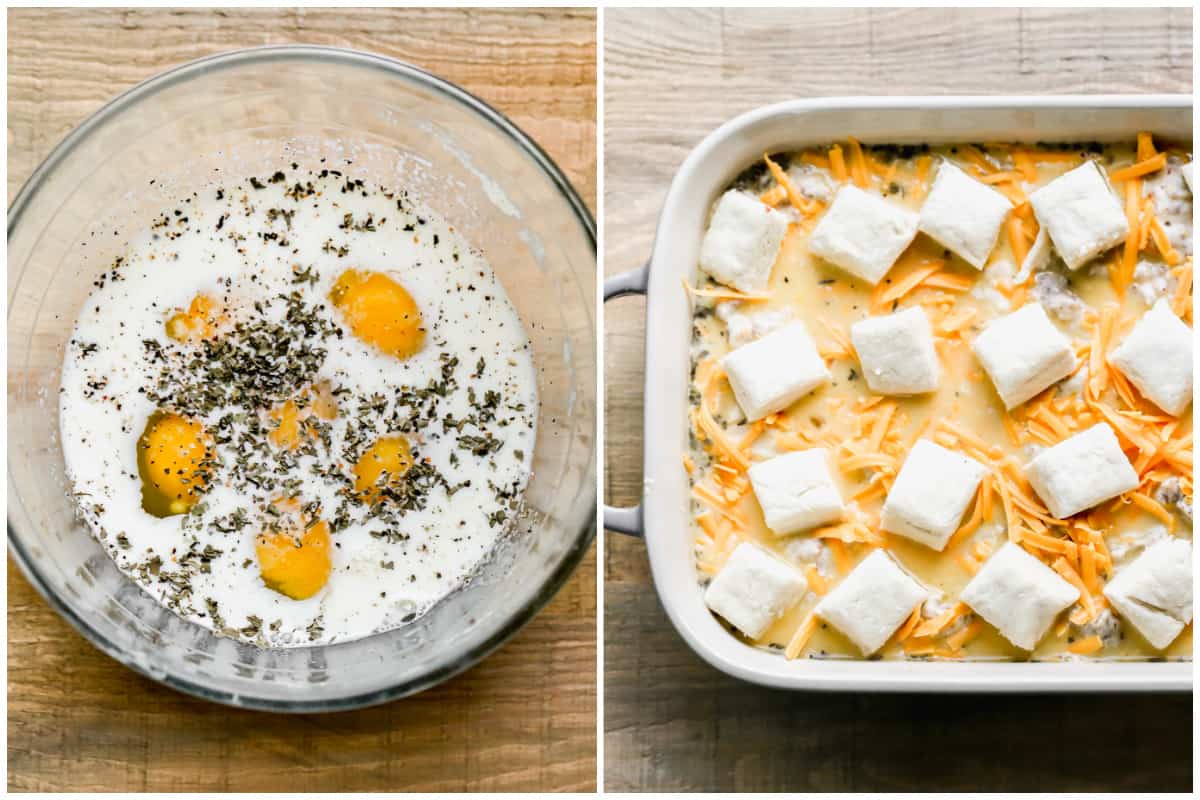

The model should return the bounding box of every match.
[60,165,537,647]
[687,134,1193,662]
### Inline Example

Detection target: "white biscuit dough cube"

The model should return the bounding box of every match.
[1182,161,1193,194]
[698,190,791,293]
[807,185,919,286]
[971,302,1077,409]
[721,321,831,421]
[1026,423,1139,519]
[748,449,845,536]
[815,549,926,655]
[1028,161,1130,270]
[851,306,940,395]
[880,440,988,551]
[1109,298,1194,416]
[704,541,807,639]
[960,542,1080,650]
[1103,538,1193,649]
[917,161,1012,269]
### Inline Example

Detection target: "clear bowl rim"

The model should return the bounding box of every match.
[7,44,597,712]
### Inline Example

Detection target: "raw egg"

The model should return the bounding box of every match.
[267,382,339,451]
[268,400,303,451]
[165,293,223,343]
[353,435,414,503]
[256,519,332,600]
[329,270,424,359]
[137,411,213,517]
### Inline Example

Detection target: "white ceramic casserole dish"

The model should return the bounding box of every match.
[604,95,1192,692]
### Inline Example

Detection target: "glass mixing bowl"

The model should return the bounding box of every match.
[8,46,596,711]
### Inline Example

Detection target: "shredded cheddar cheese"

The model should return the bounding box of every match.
[784,612,819,660]
[764,152,820,216]
[1109,153,1167,182]
[829,144,849,183]
[846,136,870,188]
[1067,635,1104,655]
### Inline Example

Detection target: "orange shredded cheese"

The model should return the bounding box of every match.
[816,317,856,361]
[784,612,819,660]
[895,605,924,642]
[1170,262,1192,320]
[937,307,978,336]
[911,155,933,201]
[764,152,819,216]
[1006,215,1030,269]
[1087,305,1117,399]
[979,170,1025,185]
[944,619,983,651]
[913,602,968,639]
[1136,131,1157,162]
[804,564,828,596]
[994,476,1020,542]
[1148,215,1182,265]
[1052,557,1096,623]
[871,259,944,311]
[1020,529,1077,559]
[759,184,787,207]
[921,273,974,292]
[683,279,769,303]
[1079,543,1101,594]
[800,151,831,170]
[866,402,897,453]
[1109,152,1167,182]
[1118,177,1142,292]
[1067,635,1104,655]
[850,478,888,504]
[826,538,851,574]
[846,136,870,188]
[960,145,997,175]
[841,453,898,472]
[691,483,743,524]
[1129,491,1175,532]
[946,482,987,550]
[695,511,720,540]
[829,144,849,183]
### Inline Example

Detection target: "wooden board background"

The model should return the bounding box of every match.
[7,7,596,793]
[603,7,1193,793]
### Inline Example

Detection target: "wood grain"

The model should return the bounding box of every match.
[603,7,1192,793]
[7,7,596,793]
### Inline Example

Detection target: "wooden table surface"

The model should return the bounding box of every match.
[7,8,596,793]
[603,7,1193,793]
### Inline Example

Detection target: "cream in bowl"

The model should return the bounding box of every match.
[60,165,537,647]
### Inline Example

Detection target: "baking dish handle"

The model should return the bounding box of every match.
[603,262,648,300]
[602,263,648,537]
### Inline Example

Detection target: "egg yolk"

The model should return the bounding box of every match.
[165,294,222,343]
[268,400,303,451]
[256,520,332,600]
[353,435,414,503]
[267,382,339,451]
[137,411,213,517]
[329,270,424,359]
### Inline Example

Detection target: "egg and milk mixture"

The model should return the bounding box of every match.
[61,166,537,647]
[689,135,1193,662]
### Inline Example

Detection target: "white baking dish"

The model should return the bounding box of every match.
[604,95,1192,692]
